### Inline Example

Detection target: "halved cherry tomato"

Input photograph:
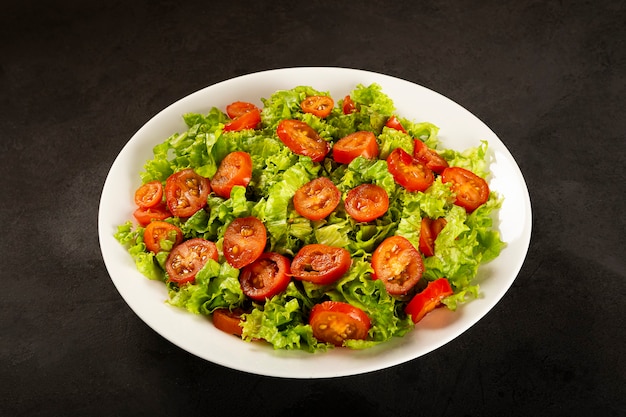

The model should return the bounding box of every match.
[133,202,171,226]
[413,139,449,174]
[212,308,246,336]
[276,119,330,163]
[301,95,334,118]
[405,278,454,323]
[134,180,163,209]
[226,101,258,119]
[309,301,371,346]
[385,115,407,133]
[419,217,447,257]
[293,177,341,221]
[143,221,183,253]
[223,108,261,132]
[291,244,351,285]
[165,238,218,284]
[223,217,267,269]
[239,252,291,301]
[332,131,379,164]
[211,151,253,199]
[165,169,211,218]
[387,147,434,192]
[342,95,356,114]
[441,166,490,212]
[344,183,389,222]
[371,235,423,295]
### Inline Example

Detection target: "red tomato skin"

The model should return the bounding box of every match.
[413,139,449,174]
[309,301,371,346]
[239,252,291,301]
[211,151,253,199]
[342,95,356,114]
[165,238,219,284]
[301,95,334,118]
[441,166,490,212]
[276,119,330,163]
[291,244,352,285]
[226,101,258,119]
[212,308,246,336]
[223,217,267,269]
[133,202,171,226]
[371,235,424,295]
[143,221,183,253]
[344,183,389,222]
[293,177,341,221]
[386,147,435,192]
[223,108,261,132]
[405,278,454,324]
[418,217,447,257]
[134,180,163,209]
[332,131,379,164]
[385,115,407,133]
[165,169,211,218]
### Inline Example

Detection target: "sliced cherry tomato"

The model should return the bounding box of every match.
[165,238,218,284]
[387,147,434,192]
[405,278,454,324]
[344,183,389,222]
[212,308,246,336]
[293,177,341,221]
[134,180,163,209]
[223,108,261,132]
[211,151,253,199]
[342,95,356,114]
[239,252,291,301]
[301,95,334,118]
[223,217,267,269]
[441,166,490,212]
[291,244,351,286]
[133,202,171,226]
[276,119,330,163]
[226,101,259,119]
[419,217,447,257]
[413,139,449,174]
[165,169,211,218]
[371,235,423,295]
[332,131,379,164]
[143,221,183,253]
[309,301,371,346]
[385,115,407,133]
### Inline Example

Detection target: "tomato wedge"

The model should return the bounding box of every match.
[239,252,291,301]
[441,166,490,212]
[309,301,371,346]
[165,238,218,284]
[293,177,341,221]
[134,180,163,208]
[211,151,253,199]
[291,244,351,285]
[344,183,389,222]
[226,101,258,119]
[413,139,449,174]
[342,95,356,114]
[276,119,330,163]
[212,308,246,336]
[371,235,423,295]
[387,147,434,192]
[301,95,334,118]
[143,221,183,253]
[385,115,407,133]
[165,169,211,218]
[223,217,267,269]
[223,108,261,132]
[133,201,171,226]
[405,278,454,324]
[419,217,447,257]
[332,131,379,164]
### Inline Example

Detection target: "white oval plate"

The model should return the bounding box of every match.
[99,67,532,378]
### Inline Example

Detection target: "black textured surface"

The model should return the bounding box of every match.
[1,1,624,416]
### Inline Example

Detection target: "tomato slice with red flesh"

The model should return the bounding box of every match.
[441,166,490,212]
[134,180,163,209]
[301,95,334,118]
[413,139,449,174]
[291,244,351,285]
[342,95,356,115]
[371,235,424,295]
[405,278,454,324]
[165,238,219,284]
[223,217,267,269]
[211,151,253,199]
[133,202,171,226]
[385,115,407,133]
[344,183,389,222]
[165,169,211,218]
[332,131,379,164]
[276,119,330,163]
[239,252,291,301]
[212,308,246,336]
[226,101,259,119]
[293,177,341,221]
[143,221,183,253]
[223,108,261,132]
[309,301,371,346]
[419,217,447,257]
[387,147,435,192]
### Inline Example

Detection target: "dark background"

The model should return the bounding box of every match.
[2,1,624,416]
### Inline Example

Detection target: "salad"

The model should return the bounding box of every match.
[115,83,505,352]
